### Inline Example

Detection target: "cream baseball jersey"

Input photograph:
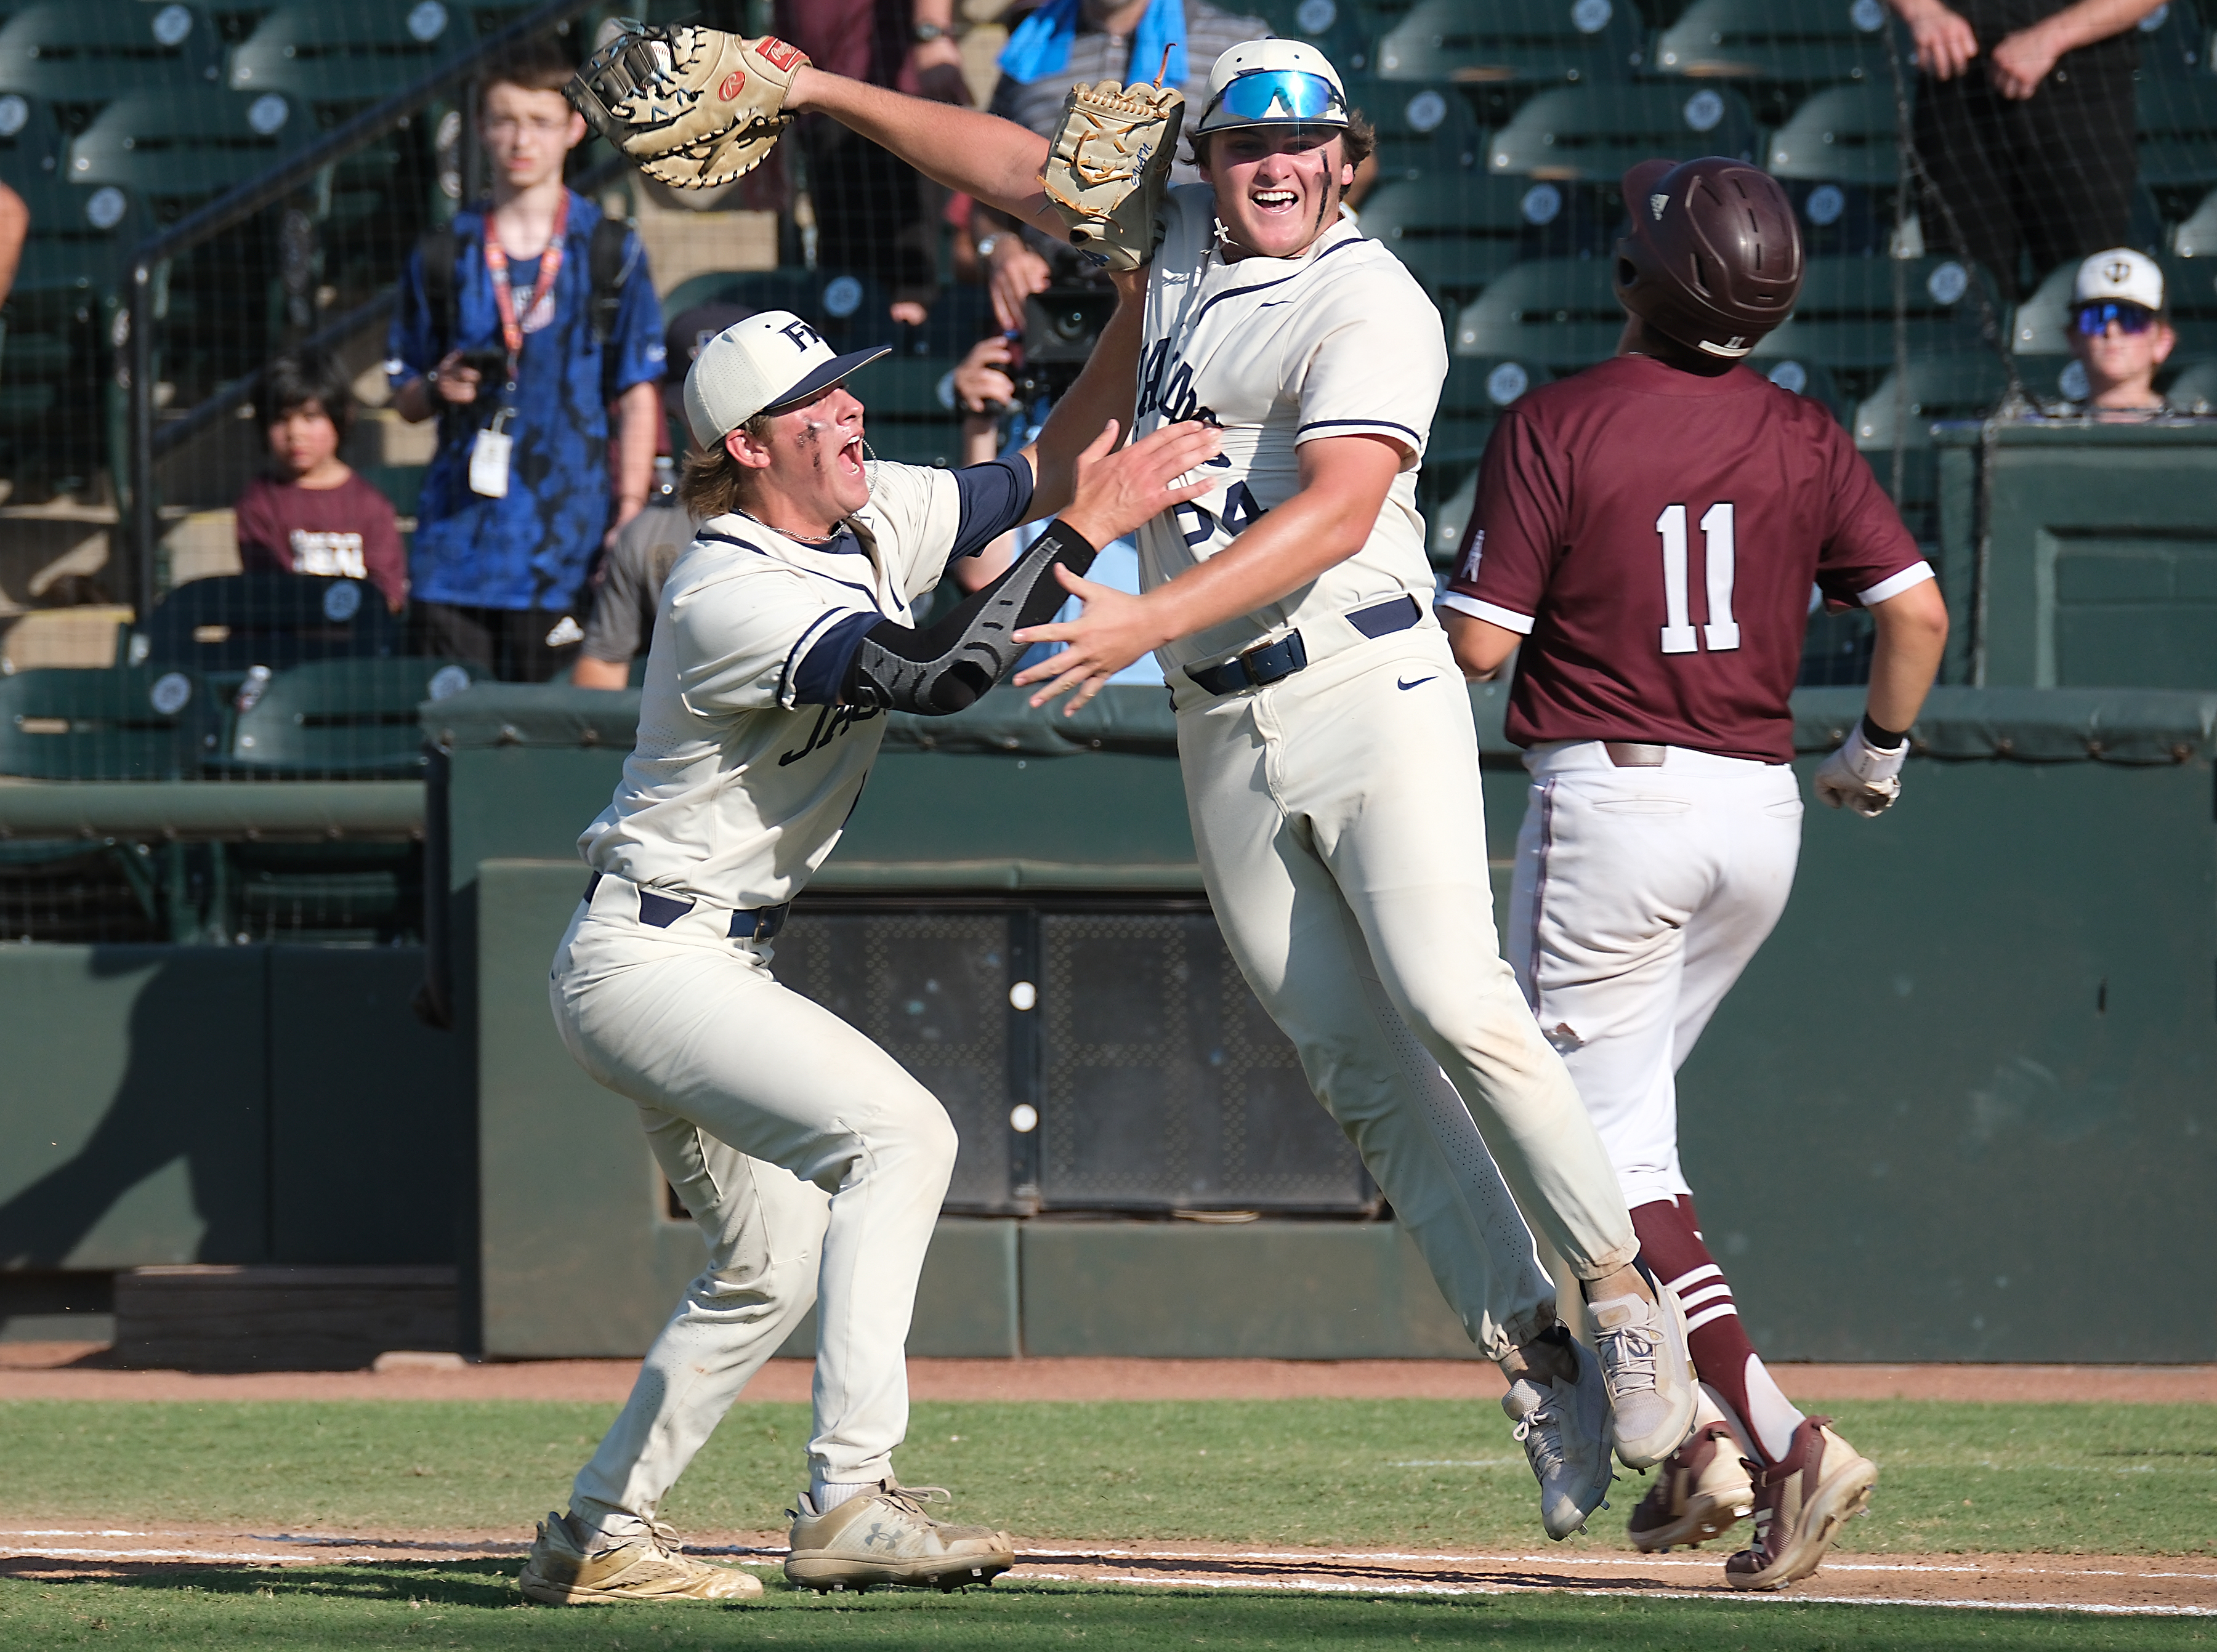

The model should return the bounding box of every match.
[580,458,1032,908]
[1131,184,1449,675]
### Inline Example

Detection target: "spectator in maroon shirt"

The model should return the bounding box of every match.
[235,351,407,612]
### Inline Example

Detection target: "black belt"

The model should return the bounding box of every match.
[1182,594,1421,698]
[584,872,790,941]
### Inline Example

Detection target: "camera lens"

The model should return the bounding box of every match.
[1056,307,1089,342]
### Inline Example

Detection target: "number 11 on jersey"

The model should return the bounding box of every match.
[1656,502,1742,655]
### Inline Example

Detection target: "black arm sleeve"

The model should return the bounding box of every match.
[839,517,1099,716]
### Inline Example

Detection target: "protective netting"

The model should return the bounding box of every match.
[0,0,2210,939]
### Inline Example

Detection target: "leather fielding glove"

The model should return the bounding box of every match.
[1813,722,1906,816]
[1038,78,1184,271]
[568,26,809,190]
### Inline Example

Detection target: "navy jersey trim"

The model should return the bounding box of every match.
[1191,233,1364,327]
[1298,417,1424,443]
[950,455,1036,560]
[777,606,845,709]
[789,610,882,707]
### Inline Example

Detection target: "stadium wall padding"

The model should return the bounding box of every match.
[1935,421,2217,689]
[4,683,2215,1360]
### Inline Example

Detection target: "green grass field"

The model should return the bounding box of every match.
[2,1397,2211,1648]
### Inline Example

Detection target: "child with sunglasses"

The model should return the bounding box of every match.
[2065,248,2176,416]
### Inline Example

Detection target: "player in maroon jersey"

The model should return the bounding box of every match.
[1439,157,1950,1591]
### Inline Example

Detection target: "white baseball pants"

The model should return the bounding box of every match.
[1506,741,1804,1207]
[1175,629,1637,1358]
[549,885,958,1532]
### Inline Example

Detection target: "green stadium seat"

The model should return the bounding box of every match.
[2135,0,2212,77]
[1850,351,2008,533]
[2165,356,2217,412]
[228,0,474,103]
[142,574,403,675]
[0,664,219,780]
[1450,257,1621,373]
[2137,73,2217,191]
[658,267,892,353]
[1238,0,1375,75]
[1375,0,1646,86]
[1343,78,1485,180]
[210,656,480,777]
[2009,259,2080,358]
[1360,175,1549,309]
[2175,188,2217,255]
[67,88,308,198]
[1798,607,1874,686]
[1423,465,1477,569]
[1431,352,1549,464]
[2162,251,2217,356]
[0,91,60,187]
[855,358,964,470]
[1751,255,1994,374]
[0,1,224,101]
[1765,86,1901,257]
[1759,354,1851,424]
[1767,84,1896,188]
[1652,0,1895,86]
[1486,84,1758,181]
[8,174,145,300]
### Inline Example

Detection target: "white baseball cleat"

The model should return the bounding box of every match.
[785,1481,1014,1593]
[519,1510,764,1605]
[1501,1335,1615,1540]
[1588,1260,1699,1470]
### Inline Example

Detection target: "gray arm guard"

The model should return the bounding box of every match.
[844,518,1100,716]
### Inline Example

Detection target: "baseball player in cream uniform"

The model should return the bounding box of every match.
[523,299,1216,1604]
[774,37,1701,1541]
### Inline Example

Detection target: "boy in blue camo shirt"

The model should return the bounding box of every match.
[387,37,664,680]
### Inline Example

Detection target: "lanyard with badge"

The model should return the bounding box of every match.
[468,194,568,498]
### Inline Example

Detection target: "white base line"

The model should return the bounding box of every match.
[1017,1569,2217,1616]
[5,1539,2207,1618]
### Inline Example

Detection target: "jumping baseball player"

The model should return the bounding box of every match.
[525,291,1219,1603]
[565,29,1705,1544]
[1442,158,1951,1590]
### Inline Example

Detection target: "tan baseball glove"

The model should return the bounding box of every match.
[1039,78,1184,272]
[567,26,810,191]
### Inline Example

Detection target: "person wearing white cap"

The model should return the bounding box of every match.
[525,294,1219,1605]
[2065,247,2176,416]
[701,37,1705,1539]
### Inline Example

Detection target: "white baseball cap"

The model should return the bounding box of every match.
[2074,248,2165,313]
[1193,39,1349,137]
[683,310,890,448]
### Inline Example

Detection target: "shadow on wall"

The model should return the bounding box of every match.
[0,946,464,1285]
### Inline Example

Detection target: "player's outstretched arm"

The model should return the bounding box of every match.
[1814,578,1948,815]
[786,67,1063,240]
[839,421,1221,717]
[1019,269,1148,522]
[1012,433,1405,711]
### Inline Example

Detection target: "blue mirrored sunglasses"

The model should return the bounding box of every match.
[2074,300,2157,336]
[1206,68,1347,127]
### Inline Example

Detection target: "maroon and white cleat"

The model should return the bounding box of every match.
[1724,1417,1878,1590]
[1626,1420,1753,1552]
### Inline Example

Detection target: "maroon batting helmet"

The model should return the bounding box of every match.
[1614,157,1803,360]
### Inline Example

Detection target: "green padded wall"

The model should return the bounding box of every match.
[1935,422,2217,688]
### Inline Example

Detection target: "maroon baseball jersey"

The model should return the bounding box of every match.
[1442,355,1931,764]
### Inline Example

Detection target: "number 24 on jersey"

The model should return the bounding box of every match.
[1656,501,1740,656]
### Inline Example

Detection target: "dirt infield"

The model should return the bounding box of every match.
[1,1344,2211,1404]
[2,1525,2210,1615]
